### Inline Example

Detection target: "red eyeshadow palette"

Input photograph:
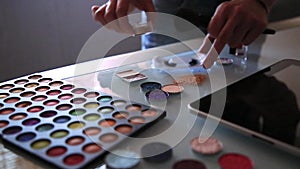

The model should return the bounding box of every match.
[0,74,166,169]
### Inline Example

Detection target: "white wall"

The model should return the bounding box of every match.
[0,0,141,82]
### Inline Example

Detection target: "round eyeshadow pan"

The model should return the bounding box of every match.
[146,89,169,102]
[60,84,75,90]
[0,84,15,90]
[3,126,22,135]
[97,96,112,102]
[51,130,69,138]
[9,113,27,120]
[16,132,36,142]
[66,136,85,146]
[22,118,40,126]
[141,142,173,162]
[83,143,102,153]
[113,111,129,119]
[218,153,254,169]
[47,90,62,96]
[38,78,53,83]
[49,81,63,87]
[68,121,85,129]
[173,159,206,169]
[0,103,3,108]
[190,137,223,155]
[64,154,85,166]
[28,75,42,79]
[99,119,116,127]
[140,82,162,92]
[83,114,101,121]
[161,84,184,94]
[125,104,142,112]
[115,125,133,134]
[105,150,140,169]
[69,109,86,116]
[0,93,9,99]
[0,108,15,115]
[9,87,25,93]
[31,95,47,102]
[56,104,72,111]
[0,120,9,128]
[54,116,71,123]
[99,133,118,143]
[47,146,67,157]
[83,127,101,136]
[70,98,86,104]
[14,79,29,84]
[31,139,51,149]
[15,101,32,108]
[35,86,50,92]
[84,92,99,98]
[58,93,73,100]
[43,100,60,106]
[27,106,44,113]
[36,124,54,132]
[25,83,39,88]
[141,109,158,117]
[20,91,36,97]
[40,111,57,118]
[84,102,100,109]
[4,97,20,103]
[111,100,126,107]
[129,117,146,125]
[71,88,87,94]
[98,107,114,114]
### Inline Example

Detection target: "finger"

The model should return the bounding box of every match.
[93,4,108,25]
[91,5,99,14]
[228,22,249,48]
[242,26,264,45]
[105,0,118,23]
[115,0,134,34]
[207,2,230,38]
[198,34,214,54]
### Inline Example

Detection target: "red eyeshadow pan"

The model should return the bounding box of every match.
[115,125,133,134]
[20,91,36,97]
[0,108,15,115]
[9,113,27,120]
[64,154,85,166]
[83,143,102,153]
[4,97,20,103]
[58,93,73,100]
[46,90,61,96]
[31,95,47,102]
[66,136,85,146]
[47,146,67,157]
[27,106,44,113]
[60,85,75,90]
[15,101,32,108]
[43,100,59,106]
[0,120,9,128]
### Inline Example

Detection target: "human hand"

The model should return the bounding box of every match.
[207,0,269,54]
[91,0,155,34]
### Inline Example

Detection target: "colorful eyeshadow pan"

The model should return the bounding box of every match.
[64,154,85,166]
[140,82,162,92]
[14,79,29,84]
[113,111,129,119]
[25,83,39,88]
[20,91,36,97]
[58,93,73,100]
[126,104,142,112]
[17,132,36,142]
[97,96,112,102]
[84,92,99,98]
[9,87,25,93]
[56,104,72,111]
[40,111,57,118]
[0,120,9,128]
[161,84,184,94]
[22,118,40,126]
[4,97,20,103]
[31,139,51,149]
[35,86,50,92]
[47,146,67,157]
[69,109,86,116]
[129,117,146,125]
[36,124,54,132]
[66,136,85,146]
[51,130,69,138]
[49,81,63,87]
[0,103,3,108]
[115,125,132,134]
[105,150,140,169]
[27,106,44,113]
[31,95,47,102]
[60,85,75,90]
[111,100,126,106]
[98,107,114,114]
[0,93,9,99]
[0,108,15,115]
[47,90,62,96]
[84,102,100,109]
[16,101,32,108]
[83,114,100,121]
[218,153,254,169]
[83,143,102,153]
[71,88,87,94]
[43,100,60,106]
[0,84,15,90]
[54,116,71,123]
[173,159,206,169]
[9,113,27,120]
[146,89,169,101]
[99,133,118,143]
[84,127,101,136]
[142,109,158,117]
[28,75,42,79]
[3,126,22,135]
[71,98,86,104]
[190,137,223,155]
[99,119,116,127]
[38,78,53,83]
[68,122,85,129]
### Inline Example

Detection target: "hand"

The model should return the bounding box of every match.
[91,0,155,34]
[207,0,269,54]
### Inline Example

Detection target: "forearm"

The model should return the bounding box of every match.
[255,0,276,13]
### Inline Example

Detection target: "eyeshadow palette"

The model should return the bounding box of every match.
[0,74,166,169]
